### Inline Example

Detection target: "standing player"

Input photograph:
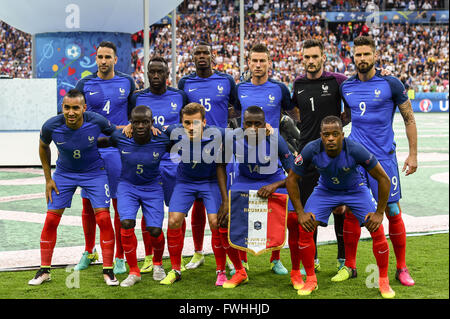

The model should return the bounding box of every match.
[216,106,295,288]
[98,105,172,286]
[286,116,395,298]
[337,36,417,286]
[129,56,188,276]
[159,103,228,286]
[74,41,136,274]
[233,43,294,274]
[29,89,118,286]
[290,39,349,276]
[178,41,236,270]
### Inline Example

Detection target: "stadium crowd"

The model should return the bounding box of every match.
[1,0,448,92]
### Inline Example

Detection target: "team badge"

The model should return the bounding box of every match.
[217,84,224,94]
[294,154,303,166]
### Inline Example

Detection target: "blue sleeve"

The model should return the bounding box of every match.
[177,76,186,91]
[350,141,378,171]
[227,74,237,107]
[280,82,294,111]
[88,112,117,136]
[277,134,294,172]
[109,130,123,148]
[74,78,86,95]
[180,90,189,107]
[291,141,315,177]
[234,84,242,111]
[40,119,55,145]
[128,92,138,117]
[384,76,409,107]
[339,82,350,109]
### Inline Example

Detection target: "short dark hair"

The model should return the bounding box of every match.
[148,55,169,69]
[131,105,152,119]
[353,36,376,51]
[321,115,343,131]
[302,39,324,54]
[249,43,270,59]
[64,89,85,103]
[244,105,265,120]
[97,41,117,55]
[180,102,205,120]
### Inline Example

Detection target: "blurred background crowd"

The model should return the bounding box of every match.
[1,0,448,93]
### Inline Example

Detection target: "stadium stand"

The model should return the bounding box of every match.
[1,0,448,92]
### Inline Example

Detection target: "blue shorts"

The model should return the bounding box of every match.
[304,184,377,226]
[169,179,221,215]
[48,168,110,210]
[81,147,121,200]
[160,158,177,207]
[116,180,165,228]
[360,155,402,204]
[231,172,294,211]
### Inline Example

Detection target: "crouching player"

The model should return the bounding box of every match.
[217,106,295,288]
[29,89,118,286]
[97,105,171,286]
[160,103,228,286]
[286,116,395,298]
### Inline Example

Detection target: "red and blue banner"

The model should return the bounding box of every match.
[228,190,288,256]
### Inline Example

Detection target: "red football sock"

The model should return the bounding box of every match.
[120,227,140,276]
[343,211,361,269]
[81,198,96,253]
[112,199,124,259]
[287,212,301,271]
[211,228,226,271]
[141,217,153,257]
[191,199,206,252]
[298,224,316,276]
[167,227,183,271]
[370,225,389,278]
[219,227,243,271]
[181,218,186,243]
[40,211,62,267]
[386,212,407,269]
[151,231,165,266]
[270,250,280,262]
[95,210,115,268]
[239,250,248,263]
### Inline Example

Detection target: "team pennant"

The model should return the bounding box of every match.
[228,190,288,256]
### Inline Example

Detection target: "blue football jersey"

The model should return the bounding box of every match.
[340,70,408,160]
[235,78,293,129]
[293,138,378,191]
[75,71,136,128]
[164,124,225,182]
[129,87,188,127]
[40,111,116,173]
[109,130,171,185]
[225,130,293,180]
[178,71,236,128]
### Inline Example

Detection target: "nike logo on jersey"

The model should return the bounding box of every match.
[188,88,198,92]
[345,92,353,96]
[121,150,131,154]
[240,95,248,98]
[297,90,305,95]
[56,142,66,145]
[105,200,110,204]
[89,92,99,95]
[391,191,399,196]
